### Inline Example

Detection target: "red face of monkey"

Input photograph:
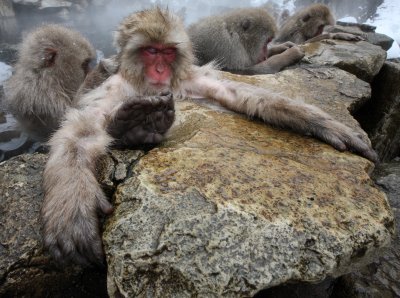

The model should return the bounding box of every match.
[140,44,177,89]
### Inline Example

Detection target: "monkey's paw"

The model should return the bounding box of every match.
[41,186,113,265]
[332,32,365,41]
[268,41,297,56]
[316,118,378,162]
[108,92,175,147]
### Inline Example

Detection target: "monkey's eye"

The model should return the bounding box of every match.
[144,47,158,55]
[161,48,176,55]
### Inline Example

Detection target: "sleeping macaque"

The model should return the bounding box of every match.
[275,4,364,44]
[187,8,305,75]
[42,7,377,265]
[3,25,174,147]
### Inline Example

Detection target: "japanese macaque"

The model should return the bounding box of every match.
[187,8,305,75]
[3,25,174,148]
[3,25,96,141]
[275,4,364,44]
[42,7,377,265]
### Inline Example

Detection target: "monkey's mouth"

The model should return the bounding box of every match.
[149,81,169,88]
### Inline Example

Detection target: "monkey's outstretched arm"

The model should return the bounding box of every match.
[304,32,365,44]
[185,74,377,162]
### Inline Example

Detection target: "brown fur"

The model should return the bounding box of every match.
[188,8,304,74]
[275,4,335,44]
[76,55,119,98]
[3,25,95,140]
[42,7,377,265]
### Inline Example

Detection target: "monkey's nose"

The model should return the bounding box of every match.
[156,63,165,73]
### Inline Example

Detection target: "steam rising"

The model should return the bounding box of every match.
[2,0,400,57]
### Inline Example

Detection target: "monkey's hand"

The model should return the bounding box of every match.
[267,41,297,57]
[301,114,378,162]
[108,92,175,147]
[331,32,365,41]
[252,45,305,74]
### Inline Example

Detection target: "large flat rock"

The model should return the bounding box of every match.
[302,40,387,82]
[104,68,394,297]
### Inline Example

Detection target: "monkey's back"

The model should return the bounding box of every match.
[188,8,277,70]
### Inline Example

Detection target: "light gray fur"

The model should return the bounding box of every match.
[3,24,95,141]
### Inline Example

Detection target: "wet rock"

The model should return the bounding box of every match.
[333,158,400,297]
[104,69,393,297]
[302,40,387,82]
[0,153,108,297]
[327,23,394,51]
[355,61,400,162]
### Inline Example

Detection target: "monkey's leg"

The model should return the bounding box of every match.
[108,92,175,147]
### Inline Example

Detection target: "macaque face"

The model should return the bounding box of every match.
[140,44,177,90]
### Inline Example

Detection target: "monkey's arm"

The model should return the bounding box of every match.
[267,41,297,57]
[42,76,176,264]
[185,74,377,162]
[42,104,114,265]
[241,45,305,75]
[304,32,365,44]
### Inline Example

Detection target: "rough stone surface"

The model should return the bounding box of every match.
[334,158,400,298]
[0,153,108,297]
[326,24,394,51]
[302,40,387,82]
[356,61,400,162]
[104,69,394,297]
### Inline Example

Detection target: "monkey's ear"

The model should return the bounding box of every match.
[42,48,58,68]
[302,14,311,22]
[241,19,251,31]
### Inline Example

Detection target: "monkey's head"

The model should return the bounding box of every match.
[18,25,96,99]
[297,4,335,39]
[115,8,195,95]
[226,8,277,66]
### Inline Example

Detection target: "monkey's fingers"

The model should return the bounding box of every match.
[153,110,175,133]
[342,133,379,162]
[315,121,378,162]
[332,33,365,41]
